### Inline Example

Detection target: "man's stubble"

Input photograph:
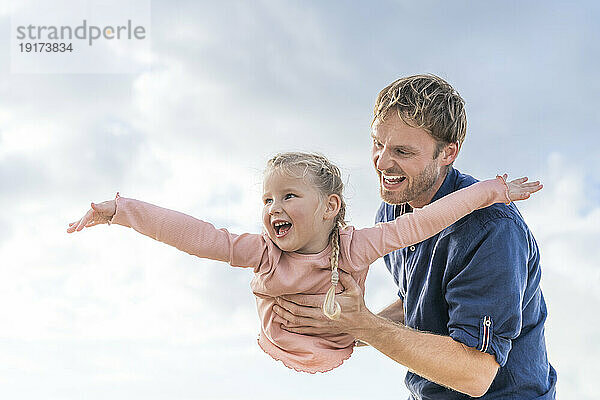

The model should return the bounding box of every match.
[380,159,442,206]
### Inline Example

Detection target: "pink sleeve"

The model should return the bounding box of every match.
[349,177,510,265]
[107,195,267,269]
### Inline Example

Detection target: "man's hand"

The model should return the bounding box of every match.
[273,271,371,337]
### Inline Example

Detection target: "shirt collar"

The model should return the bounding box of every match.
[429,166,458,204]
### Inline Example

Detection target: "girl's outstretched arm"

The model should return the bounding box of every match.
[67,193,267,269]
[351,175,542,266]
[67,193,118,232]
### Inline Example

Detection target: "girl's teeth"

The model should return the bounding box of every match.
[273,221,292,235]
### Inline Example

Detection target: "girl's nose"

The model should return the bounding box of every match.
[268,201,282,215]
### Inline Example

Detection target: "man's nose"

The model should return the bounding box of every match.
[375,147,394,171]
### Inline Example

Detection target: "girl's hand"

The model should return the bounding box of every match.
[500,174,543,203]
[66,199,116,233]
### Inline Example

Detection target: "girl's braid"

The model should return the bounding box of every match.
[321,160,345,320]
[323,225,342,320]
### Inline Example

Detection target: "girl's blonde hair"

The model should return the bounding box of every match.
[265,152,346,320]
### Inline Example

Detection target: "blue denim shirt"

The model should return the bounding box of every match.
[376,167,557,400]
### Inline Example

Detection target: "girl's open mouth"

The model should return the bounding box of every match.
[273,221,293,238]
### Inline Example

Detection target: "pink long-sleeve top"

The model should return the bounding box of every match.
[107,177,510,373]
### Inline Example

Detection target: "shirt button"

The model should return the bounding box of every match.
[409,245,416,251]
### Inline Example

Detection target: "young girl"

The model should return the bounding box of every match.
[67,152,542,373]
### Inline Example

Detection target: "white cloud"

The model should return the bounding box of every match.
[524,153,600,296]
[0,0,23,17]
[514,153,600,399]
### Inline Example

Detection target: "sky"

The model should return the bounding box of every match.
[0,0,599,399]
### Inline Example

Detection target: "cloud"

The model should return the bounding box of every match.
[0,1,23,17]
[523,153,600,295]
[512,152,600,399]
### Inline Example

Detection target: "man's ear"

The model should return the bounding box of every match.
[323,194,342,221]
[440,142,459,166]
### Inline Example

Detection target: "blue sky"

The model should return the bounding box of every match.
[0,1,599,399]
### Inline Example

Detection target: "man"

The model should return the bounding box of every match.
[273,74,557,398]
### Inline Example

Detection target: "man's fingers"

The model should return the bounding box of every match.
[276,297,323,318]
[280,271,359,305]
[280,293,325,307]
[273,304,317,326]
[337,271,360,293]
[281,325,330,335]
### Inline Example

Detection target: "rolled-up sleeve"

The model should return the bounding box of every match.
[445,217,528,367]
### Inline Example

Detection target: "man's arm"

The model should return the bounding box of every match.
[355,307,499,397]
[376,297,404,324]
[355,297,404,347]
[273,272,498,398]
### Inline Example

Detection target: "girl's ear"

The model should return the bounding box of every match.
[323,194,341,221]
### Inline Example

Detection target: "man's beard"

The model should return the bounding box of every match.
[379,160,441,205]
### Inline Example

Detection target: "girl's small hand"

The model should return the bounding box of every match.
[501,174,543,203]
[66,199,116,233]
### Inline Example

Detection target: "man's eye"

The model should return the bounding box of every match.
[396,149,410,156]
[373,139,383,148]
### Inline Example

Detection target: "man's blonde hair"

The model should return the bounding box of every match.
[373,74,467,157]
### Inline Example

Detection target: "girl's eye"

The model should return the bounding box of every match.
[263,198,272,205]
[284,193,296,200]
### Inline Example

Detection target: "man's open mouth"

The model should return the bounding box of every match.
[273,220,293,238]
[382,174,406,189]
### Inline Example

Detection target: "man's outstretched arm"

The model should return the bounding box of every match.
[273,272,499,398]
